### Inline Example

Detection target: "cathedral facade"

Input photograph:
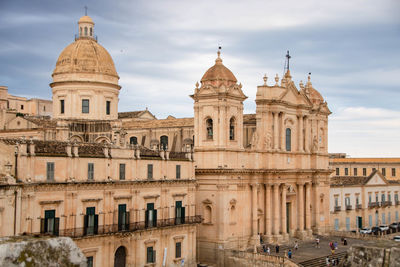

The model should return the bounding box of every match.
[0,14,332,266]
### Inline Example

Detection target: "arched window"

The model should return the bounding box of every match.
[204,205,212,223]
[230,205,236,224]
[229,117,235,140]
[130,136,138,145]
[90,27,92,36]
[80,27,82,36]
[206,118,213,140]
[84,27,88,36]
[160,135,168,151]
[285,128,291,151]
[114,246,126,267]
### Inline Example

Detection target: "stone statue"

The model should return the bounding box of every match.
[312,135,318,152]
[263,132,272,150]
[250,131,258,148]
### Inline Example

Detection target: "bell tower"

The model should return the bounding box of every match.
[191,50,247,168]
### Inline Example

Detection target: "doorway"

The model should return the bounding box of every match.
[114,246,126,267]
[286,203,291,233]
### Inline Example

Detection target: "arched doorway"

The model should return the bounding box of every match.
[114,246,126,267]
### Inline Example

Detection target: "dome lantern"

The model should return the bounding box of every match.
[77,13,96,41]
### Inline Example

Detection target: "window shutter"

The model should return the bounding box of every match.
[83,215,88,235]
[145,210,149,228]
[126,211,130,229]
[54,218,60,236]
[154,209,157,227]
[94,215,99,234]
[153,250,156,263]
[40,218,45,234]
[182,207,186,224]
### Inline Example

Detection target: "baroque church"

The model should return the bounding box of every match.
[0,14,332,266]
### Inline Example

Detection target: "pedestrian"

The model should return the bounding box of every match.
[260,234,263,244]
[294,240,298,251]
[336,257,339,265]
[316,237,320,248]
[341,237,344,244]
[275,244,280,253]
[344,238,348,246]
[288,249,292,259]
[331,258,336,266]
[263,244,267,253]
[325,256,330,266]
[334,241,338,250]
[267,246,270,255]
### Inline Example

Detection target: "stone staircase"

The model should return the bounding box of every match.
[298,251,347,267]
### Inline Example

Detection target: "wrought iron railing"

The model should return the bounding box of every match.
[33,216,201,239]
[334,206,341,212]
[356,204,362,210]
[368,202,379,208]
[345,205,352,210]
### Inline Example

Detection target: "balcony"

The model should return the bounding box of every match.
[356,204,362,210]
[381,201,392,207]
[368,202,379,208]
[396,200,400,206]
[345,205,352,211]
[34,216,202,239]
[334,206,341,212]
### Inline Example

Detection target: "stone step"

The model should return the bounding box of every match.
[298,251,347,267]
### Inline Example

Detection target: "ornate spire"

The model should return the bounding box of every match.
[216,46,222,65]
[274,74,279,86]
[263,74,268,85]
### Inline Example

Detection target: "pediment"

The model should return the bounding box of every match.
[365,171,389,186]
[6,116,38,130]
[279,82,309,106]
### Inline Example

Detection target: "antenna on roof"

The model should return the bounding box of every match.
[84,6,88,16]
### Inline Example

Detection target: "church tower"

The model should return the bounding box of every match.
[191,50,247,168]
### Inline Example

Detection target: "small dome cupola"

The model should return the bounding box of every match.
[77,12,95,40]
[201,50,238,87]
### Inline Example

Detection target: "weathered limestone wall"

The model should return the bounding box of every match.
[341,245,400,267]
[0,236,86,266]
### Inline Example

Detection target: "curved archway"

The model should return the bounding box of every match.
[129,136,138,145]
[229,117,236,140]
[114,246,126,267]
[94,136,111,144]
[206,118,213,140]
[70,135,84,143]
[160,135,168,151]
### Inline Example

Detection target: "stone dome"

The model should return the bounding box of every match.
[52,38,119,78]
[78,15,94,24]
[201,52,237,84]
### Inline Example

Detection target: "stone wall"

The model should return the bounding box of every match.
[341,245,400,267]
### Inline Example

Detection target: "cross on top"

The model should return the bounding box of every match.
[84,6,88,16]
[286,50,291,70]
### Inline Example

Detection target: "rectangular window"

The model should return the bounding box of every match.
[119,163,126,180]
[369,215,372,227]
[382,213,386,224]
[376,194,379,203]
[84,207,98,235]
[46,162,54,181]
[334,197,339,207]
[382,168,386,176]
[388,193,392,202]
[345,217,350,231]
[354,168,357,176]
[395,194,399,202]
[345,197,350,206]
[334,218,339,230]
[372,167,376,172]
[175,201,185,225]
[40,209,59,236]
[345,168,348,176]
[382,193,385,202]
[356,196,359,205]
[21,105,24,110]
[176,165,181,179]
[175,242,182,258]
[392,168,396,177]
[375,213,379,226]
[146,246,156,263]
[336,168,339,176]
[118,204,129,231]
[396,211,399,221]
[368,194,372,203]
[106,100,111,115]
[363,168,367,176]
[145,203,157,228]
[82,99,89,113]
[147,164,153,179]
[60,100,65,114]
[88,163,94,180]
[86,256,93,267]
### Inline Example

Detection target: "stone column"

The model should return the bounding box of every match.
[251,183,258,237]
[304,117,310,152]
[280,112,285,151]
[299,116,304,152]
[273,183,280,235]
[305,182,312,230]
[265,184,272,236]
[298,183,304,231]
[281,184,287,235]
[273,112,279,150]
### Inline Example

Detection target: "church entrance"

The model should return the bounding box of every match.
[286,203,291,234]
[114,246,126,267]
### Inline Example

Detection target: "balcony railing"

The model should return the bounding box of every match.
[381,201,392,207]
[33,216,201,239]
[356,204,362,210]
[345,205,352,211]
[368,202,379,208]
[334,206,341,212]
[396,200,400,206]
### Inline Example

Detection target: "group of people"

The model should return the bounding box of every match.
[261,240,299,259]
[326,256,340,266]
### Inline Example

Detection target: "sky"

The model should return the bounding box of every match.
[0,0,399,157]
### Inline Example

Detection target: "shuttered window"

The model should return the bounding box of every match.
[147,164,153,179]
[88,163,94,180]
[119,164,126,180]
[176,165,181,179]
[47,162,54,181]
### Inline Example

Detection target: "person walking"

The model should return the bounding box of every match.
[316,237,320,248]
[325,256,330,266]
[294,240,298,251]
[275,244,280,253]
[267,246,270,255]
[288,249,292,259]
[344,238,348,246]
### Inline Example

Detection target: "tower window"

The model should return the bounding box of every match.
[84,27,88,36]
[130,136,138,145]
[106,101,111,115]
[80,27,82,36]
[21,105,24,110]
[82,99,89,113]
[60,100,65,114]
[229,117,235,140]
[285,128,291,151]
[206,118,213,140]
[160,135,168,151]
[90,27,92,36]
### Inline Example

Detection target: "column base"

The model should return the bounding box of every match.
[296,230,312,240]
[250,235,260,247]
